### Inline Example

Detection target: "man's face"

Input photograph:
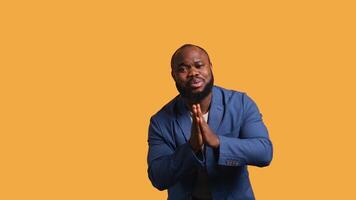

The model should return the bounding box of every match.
[171,47,214,103]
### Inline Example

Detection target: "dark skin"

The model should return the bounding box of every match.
[171,46,220,152]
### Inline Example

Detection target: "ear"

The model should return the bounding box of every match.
[171,70,176,81]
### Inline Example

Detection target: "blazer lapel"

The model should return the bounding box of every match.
[206,87,224,176]
[208,86,224,134]
[176,96,191,142]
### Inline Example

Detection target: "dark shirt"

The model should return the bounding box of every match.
[192,163,212,200]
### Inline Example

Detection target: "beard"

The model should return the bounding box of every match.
[175,74,214,104]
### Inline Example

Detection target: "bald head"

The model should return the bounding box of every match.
[170,44,211,69]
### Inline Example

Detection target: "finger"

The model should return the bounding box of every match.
[199,122,208,141]
[198,118,206,135]
[197,104,203,119]
[196,104,205,128]
[196,105,203,126]
[192,105,203,134]
[193,104,199,118]
[192,104,196,120]
[196,116,201,131]
[191,104,196,119]
[198,114,209,140]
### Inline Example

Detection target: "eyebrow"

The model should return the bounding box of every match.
[177,60,203,66]
[176,62,187,67]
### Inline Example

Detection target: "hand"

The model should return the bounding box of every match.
[189,105,204,152]
[196,104,220,149]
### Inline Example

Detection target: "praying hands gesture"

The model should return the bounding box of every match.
[189,104,220,152]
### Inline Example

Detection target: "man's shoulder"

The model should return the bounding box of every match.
[150,95,179,123]
[213,85,246,103]
[213,85,259,112]
[214,85,244,95]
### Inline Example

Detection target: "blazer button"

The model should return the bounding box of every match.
[226,160,238,166]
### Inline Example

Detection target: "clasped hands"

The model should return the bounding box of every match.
[189,104,220,152]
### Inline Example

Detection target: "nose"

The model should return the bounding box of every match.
[187,67,199,77]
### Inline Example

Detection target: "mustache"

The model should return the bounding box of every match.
[186,77,204,85]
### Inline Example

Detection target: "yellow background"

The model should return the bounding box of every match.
[1,0,355,199]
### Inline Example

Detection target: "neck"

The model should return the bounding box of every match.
[183,92,212,114]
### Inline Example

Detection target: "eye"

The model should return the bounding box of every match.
[195,63,204,69]
[177,66,187,73]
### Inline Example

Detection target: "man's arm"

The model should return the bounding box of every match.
[217,94,273,167]
[147,117,204,191]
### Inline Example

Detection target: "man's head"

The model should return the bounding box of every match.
[171,44,214,103]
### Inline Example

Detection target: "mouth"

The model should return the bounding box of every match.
[188,78,204,89]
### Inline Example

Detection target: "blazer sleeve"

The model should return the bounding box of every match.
[147,117,204,191]
[217,93,273,167]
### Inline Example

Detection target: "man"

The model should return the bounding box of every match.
[147,44,273,200]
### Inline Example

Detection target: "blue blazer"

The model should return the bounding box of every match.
[147,86,273,200]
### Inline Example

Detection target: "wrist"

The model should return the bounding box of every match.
[212,137,220,149]
[189,140,202,153]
